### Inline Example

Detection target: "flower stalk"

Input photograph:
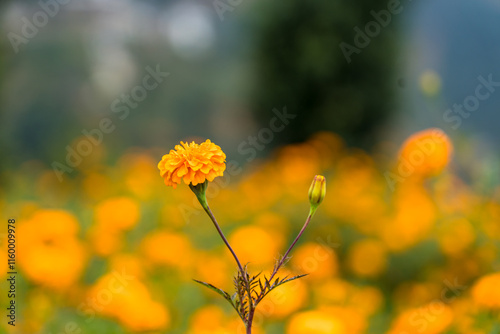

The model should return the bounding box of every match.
[190,181,244,274]
[158,140,326,334]
[267,211,313,284]
[190,176,326,333]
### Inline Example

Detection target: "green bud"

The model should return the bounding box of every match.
[308,175,326,214]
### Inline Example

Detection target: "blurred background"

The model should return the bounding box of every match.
[1,0,500,333]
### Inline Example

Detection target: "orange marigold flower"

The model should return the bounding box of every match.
[398,128,453,178]
[158,139,226,188]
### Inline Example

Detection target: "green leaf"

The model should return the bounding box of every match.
[193,279,231,300]
[256,274,308,305]
[275,274,308,288]
[193,279,242,318]
[193,279,250,321]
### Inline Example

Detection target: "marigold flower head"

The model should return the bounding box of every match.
[158,139,226,188]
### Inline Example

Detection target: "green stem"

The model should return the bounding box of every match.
[267,210,315,292]
[204,204,253,333]
[202,204,244,274]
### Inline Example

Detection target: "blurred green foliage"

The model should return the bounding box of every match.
[252,0,398,147]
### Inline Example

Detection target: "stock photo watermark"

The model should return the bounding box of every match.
[339,0,403,64]
[238,107,297,162]
[404,278,466,333]
[77,269,135,321]
[213,0,244,21]
[235,235,340,334]
[7,0,73,54]
[178,106,296,224]
[6,218,16,327]
[51,64,170,182]
[442,74,500,130]
[384,128,448,191]
[36,268,136,334]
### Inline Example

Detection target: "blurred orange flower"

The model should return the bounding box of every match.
[398,128,453,178]
[291,242,338,281]
[387,303,453,334]
[265,269,309,319]
[229,225,279,267]
[88,273,169,331]
[314,279,383,317]
[381,182,436,251]
[286,309,347,334]
[95,197,140,230]
[437,218,475,256]
[347,239,387,277]
[158,140,226,188]
[141,230,194,269]
[18,210,86,289]
[90,197,140,256]
[471,273,500,309]
[189,305,264,334]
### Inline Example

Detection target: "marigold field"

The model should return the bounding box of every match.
[1,130,499,334]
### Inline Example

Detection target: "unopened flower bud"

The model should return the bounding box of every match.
[309,175,326,213]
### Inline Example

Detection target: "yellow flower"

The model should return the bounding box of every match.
[158,140,226,188]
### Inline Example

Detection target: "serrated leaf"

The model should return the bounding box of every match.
[275,274,308,288]
[251,272,262,281]
[193,279,242,318]
[264,275,271,288]
[255,273,308,305]
[193,279,232,300]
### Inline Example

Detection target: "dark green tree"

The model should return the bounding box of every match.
[251,0,399,147]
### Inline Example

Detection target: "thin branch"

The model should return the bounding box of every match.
[257,211,313,300]
[202,204,244,274]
